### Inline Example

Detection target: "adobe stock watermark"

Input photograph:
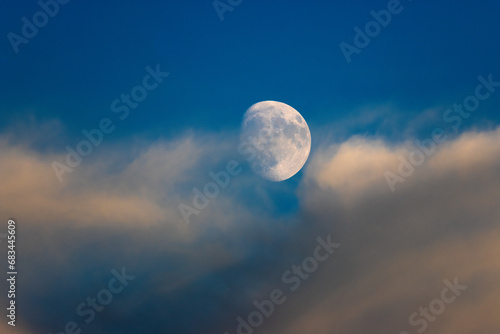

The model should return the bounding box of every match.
[178,136,265,224]
[223,234,340,334]
[213,0,243,21]
[1,214,10,244]
[51,64,169,182]
[7,0,72,54]
[385,74,500,192]
[339,0,413,64]
[48,267,135,334]
[398,277,467,334]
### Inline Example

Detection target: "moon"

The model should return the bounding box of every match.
[241,101,311,182]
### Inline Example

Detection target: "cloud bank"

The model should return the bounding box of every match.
[1,122,500,333]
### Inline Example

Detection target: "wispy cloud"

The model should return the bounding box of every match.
[2,121,500,333]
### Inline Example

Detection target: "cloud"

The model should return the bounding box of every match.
[0,130,241,230]
[0,123,299,333]
[303,126,500,202]
[303,136,404,202]
[259,126,500,334]
[0,322,33,334]
[259,230,500,334]
[2,121,500,333]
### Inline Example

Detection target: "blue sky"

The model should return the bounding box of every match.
[2,0,499,141]
[2,1,500,334]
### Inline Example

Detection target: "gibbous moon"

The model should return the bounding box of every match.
[241,101,311,182]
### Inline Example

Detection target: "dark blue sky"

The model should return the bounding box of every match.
[2,0,499,144]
